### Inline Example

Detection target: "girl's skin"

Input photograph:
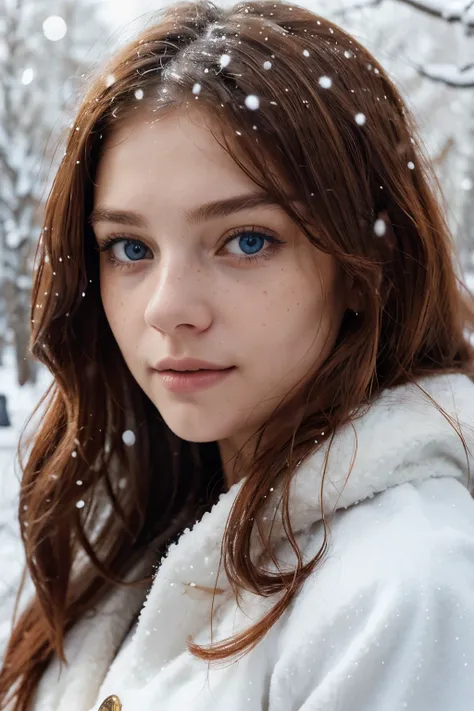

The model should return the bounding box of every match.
[92,108,357,486]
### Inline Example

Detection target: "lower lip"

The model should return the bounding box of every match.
[156,367,236,393]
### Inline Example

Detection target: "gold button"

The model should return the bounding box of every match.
[98,695,122,711]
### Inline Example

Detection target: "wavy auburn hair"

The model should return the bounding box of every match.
[2,0,474,708]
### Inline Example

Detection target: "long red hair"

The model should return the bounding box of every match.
[1,1,474,708]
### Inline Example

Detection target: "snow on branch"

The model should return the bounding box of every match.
[418,62,474,86]
[338,0,474,87]
[394,0,474,31]
[331,0,384,14]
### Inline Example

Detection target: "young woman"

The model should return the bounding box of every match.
[2,0,474,709]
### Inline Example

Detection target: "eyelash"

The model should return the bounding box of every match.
[96,227,284,270]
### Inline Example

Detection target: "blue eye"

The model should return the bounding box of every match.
[223,229,283,263]
[123,241,147,261]
[96,237,152,269]
[235,232,266,255]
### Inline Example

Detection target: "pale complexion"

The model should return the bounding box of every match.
[92,108,354,487]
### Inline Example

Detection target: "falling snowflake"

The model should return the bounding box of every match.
[43,16,67,42]
[105,74,116,88]
[355,113,366,126]
[263,60,272,70]
[135,89,144,100]
[245,94,260,110]
[122,430,136,446]
[407,161,415,170]
[374,219,387,237]
[76,500,85,509]
[192,83,201,95]
[21,68,34,85]
[319,76,332,89]
[220,54,231,68]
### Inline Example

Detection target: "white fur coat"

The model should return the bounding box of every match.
[26,373,474,710]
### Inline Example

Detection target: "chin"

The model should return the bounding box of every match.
[162,417,232,444]
[174,431,219,444]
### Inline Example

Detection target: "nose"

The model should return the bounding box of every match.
[143,255,214,335]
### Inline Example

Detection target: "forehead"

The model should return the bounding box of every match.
[94,108,258,208]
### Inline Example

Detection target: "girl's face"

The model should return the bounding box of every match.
[93,108,352,480]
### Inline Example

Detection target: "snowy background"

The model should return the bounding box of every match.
[1,0,474,660]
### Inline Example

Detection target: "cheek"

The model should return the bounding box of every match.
[238,285,318,367]
[100,276,117,327]
[254,270,344,371]
[100,274,134,353]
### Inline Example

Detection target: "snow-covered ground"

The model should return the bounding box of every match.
[0,349,51,661]
[0,354,50,494]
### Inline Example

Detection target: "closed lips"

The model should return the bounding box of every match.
[155,357,236,371]
[165,367,233,372]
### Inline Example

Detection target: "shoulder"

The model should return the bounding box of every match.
[293,475,474,622]
[268,477,474,710]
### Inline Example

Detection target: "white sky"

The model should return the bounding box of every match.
[98,0,244,31]
[98,0,168,30]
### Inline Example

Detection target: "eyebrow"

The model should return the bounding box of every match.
[88,192,282,229]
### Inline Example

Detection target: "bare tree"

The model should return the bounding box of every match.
[332,0,474,86]
[395,0,474,30]
[0,0,107,385]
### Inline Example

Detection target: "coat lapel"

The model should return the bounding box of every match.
[127,476,245,685]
